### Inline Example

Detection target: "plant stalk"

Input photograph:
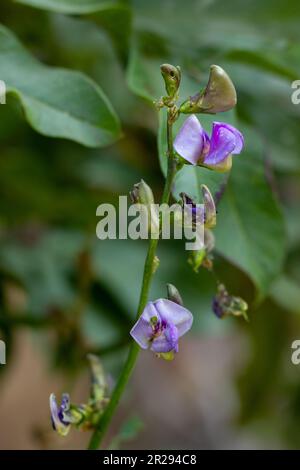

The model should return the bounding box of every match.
[88,109,177,450]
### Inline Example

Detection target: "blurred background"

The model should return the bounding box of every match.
[0,0,300,449]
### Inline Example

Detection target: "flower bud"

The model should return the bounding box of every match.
[160,63,181,98]
[201,185,216,229]
[180,65,237,114]
[130,180,159,235]
[167,283,183,306]
[130,179,154,205]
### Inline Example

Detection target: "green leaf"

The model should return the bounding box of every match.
[0,25,121,147]
[16,0,120,14]
[16,0,132,63]
[270,275,300,314]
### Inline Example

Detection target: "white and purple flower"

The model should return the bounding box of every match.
[50,393,72,436]
[130,299,193,359]
[174,115,244,171]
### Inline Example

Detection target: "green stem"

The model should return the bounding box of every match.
[88,109,177,450]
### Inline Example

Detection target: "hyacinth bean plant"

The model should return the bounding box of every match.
[49,63,248,449]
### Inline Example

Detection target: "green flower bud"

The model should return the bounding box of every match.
[201,185,216,229]
[130,180,159,236]
[160,63,181,98]
[130,179,154,206]
[180,65,237,114]
[167,283,184,306]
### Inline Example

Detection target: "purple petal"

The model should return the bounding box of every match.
[204,122,244,165]
[60,394,70,413]
[130,317,153,349]
[49,393,70,436]
[130,302,158,349]
[153,299,193,337]
[165,323,179,352]
[219,122,244,154]
[174,115,207,165]
[151,324,179,353]
[183,204,205,227]
[203,122,236,165]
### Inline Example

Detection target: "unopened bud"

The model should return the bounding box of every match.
[130,180,159,235]
[160,64,181,98]
[130,179,154,205]
[201,185,216,229]
[167,283,183,306]
[180,65,237,114]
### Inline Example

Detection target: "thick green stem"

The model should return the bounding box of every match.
[88,109,177,450]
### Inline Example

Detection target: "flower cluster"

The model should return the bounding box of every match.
[130,63,247,356]
[51,62,248,443]
[50,355,109,436]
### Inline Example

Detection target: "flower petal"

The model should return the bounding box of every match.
[153,299,193,337]
[151,324,179,353]
[49,393,71,436]
[130,302,158,349]
[174,115,207,165]
[165,323,179,352]
[203,122,237,165]
[219,122,244,154]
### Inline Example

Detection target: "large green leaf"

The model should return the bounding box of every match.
[0,25,121,146]
[16,0,120,13]
[16,0,132,63]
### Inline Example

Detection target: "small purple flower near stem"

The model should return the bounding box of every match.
[130,299,193,359]
[50,393,72,436]
[174,115,244,171]
[212,284,248,321]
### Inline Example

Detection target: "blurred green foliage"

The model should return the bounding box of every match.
[0,0,300,448]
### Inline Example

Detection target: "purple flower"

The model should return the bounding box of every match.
[174,115,244,169]
[130,299,193,358]
[49,393,72,436]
